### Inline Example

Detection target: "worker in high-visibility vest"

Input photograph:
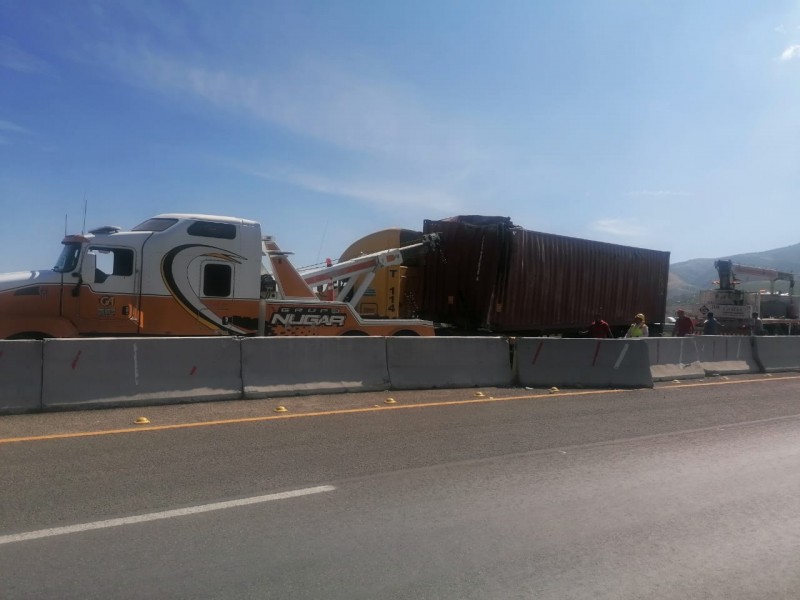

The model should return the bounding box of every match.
[625,313,649,338]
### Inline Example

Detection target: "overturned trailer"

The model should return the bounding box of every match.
[419,216,670,337]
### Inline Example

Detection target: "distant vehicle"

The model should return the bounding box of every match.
[693,259,799,335]
[662,316,676,335]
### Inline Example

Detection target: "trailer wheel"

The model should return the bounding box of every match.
[7,332,52,340]
[341,330,368,336]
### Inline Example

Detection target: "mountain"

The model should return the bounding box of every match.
[667,242,800,306]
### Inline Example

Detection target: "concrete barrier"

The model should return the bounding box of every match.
[515,338,653,388]
[242,337,390,397]
[0,340,43,413]
[643,337,705,381]
[752,336,800,373]
[42,337,242,409]
[693,336,759,376]
[386,337,513,390]
[25,334,786,414]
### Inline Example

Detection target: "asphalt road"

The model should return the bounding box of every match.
[3,375,800,599]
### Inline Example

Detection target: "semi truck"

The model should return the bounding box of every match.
[334,216,671,337]
[0,214,435,339]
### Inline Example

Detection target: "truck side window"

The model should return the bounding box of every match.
[188,221,237,239]
[203,263,232,297]
[89,247,134,282]
[113,249,134,276]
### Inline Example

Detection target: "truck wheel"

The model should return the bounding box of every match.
[7,332,52,340]
[342,330,368,336]
[392,330,419,336]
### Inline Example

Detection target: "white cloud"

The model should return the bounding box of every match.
[591,218,646,237]
[68,25,560,222]
[625,189,689,197]
[0,36,49,73]
[96,44,490,168]
[241,163,461,212]
[780,45,800,61]
[89,44,511,216]
[0,120,31,135]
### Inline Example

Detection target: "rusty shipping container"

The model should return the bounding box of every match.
[421,217,670,335]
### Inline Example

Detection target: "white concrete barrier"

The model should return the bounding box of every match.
[242,337,390,397]
[42,337,242,409]
[0,340,43,413]
[387,337,513,390]
[693,336,759,376]
[515,338,653,388]
[643,338,705,381]
[752,336,800,373]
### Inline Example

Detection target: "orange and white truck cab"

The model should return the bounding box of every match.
[0,214,435,339]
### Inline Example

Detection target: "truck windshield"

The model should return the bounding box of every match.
[54,242,82,273]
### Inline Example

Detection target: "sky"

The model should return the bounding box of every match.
[1,1,799,273]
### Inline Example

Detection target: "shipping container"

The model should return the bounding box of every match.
[420,217,670,336]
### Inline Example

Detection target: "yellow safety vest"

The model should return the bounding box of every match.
[628,324,645,337]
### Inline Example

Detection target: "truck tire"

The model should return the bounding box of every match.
[7,332,52,340]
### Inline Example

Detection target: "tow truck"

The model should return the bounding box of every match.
[0,214,436,338]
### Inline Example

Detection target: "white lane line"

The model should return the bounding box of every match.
[0,485,336,546]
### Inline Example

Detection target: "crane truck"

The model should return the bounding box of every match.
[0,214,436,339]
[695,259,799,334]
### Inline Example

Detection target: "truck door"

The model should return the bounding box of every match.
[198,259,235,328]
[77,245,142,334]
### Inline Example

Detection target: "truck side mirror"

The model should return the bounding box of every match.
[81,252,97,284]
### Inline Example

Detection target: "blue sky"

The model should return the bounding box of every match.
[1,1,799,273]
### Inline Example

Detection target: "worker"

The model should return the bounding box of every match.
[588,313,614,338]
[751,312,764,336]
[703,312,720,335]
[625,313,649,338]
[673,309,694,337]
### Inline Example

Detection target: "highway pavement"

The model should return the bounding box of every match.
[3,375,800,598]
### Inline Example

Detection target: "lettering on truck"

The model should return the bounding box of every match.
[270,306,347,327]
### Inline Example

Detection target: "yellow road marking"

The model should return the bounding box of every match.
[3,374,799,445]
[0,389,627,444]
[663,374,800,388]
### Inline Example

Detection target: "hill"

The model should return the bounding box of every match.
[668,242,800,307]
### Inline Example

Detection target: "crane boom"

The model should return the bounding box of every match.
[300,234,440,308]
[714,260,795,293]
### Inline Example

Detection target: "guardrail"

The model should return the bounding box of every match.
[1,335,795,414]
